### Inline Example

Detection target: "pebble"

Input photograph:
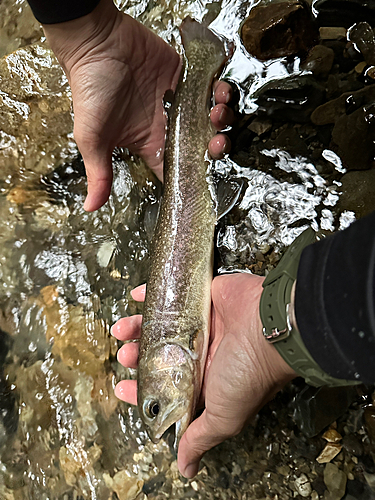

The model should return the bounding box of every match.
[319,27,347,39]
[295,473,312,497]
[323,463,347,500]
[323,429,342,443]
[317,443,342,464]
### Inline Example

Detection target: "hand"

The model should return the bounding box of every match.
[112,273,296,478]
[42,0,234,211]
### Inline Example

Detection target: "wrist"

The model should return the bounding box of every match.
[42,0,120,74]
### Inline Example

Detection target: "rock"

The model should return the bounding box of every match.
[295,473,313,497]
[317,443,343,463]
[255,75,325,123]
[311,85,375,126]
[241,0,319,61]
[0,43,75,183]
[104,470,144,500]
[319,27,347,39]
[364,405,375,442]
[292,385,359,437]
[248,117,273,136]
[313,0,375,28]
[342,434,363,456]
[348,22,375,66]
[364,472,375,491]
[338,169,375,218]
[323,428,342,443]
[324,463,347,499]
[0,0,42,58]
[331,103,375,170]
[302,44,335,77]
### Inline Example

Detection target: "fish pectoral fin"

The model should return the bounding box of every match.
[214,176,243,220]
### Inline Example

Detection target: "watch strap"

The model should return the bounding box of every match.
[260,228,360,388]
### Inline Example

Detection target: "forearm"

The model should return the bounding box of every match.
[295,211,375,384]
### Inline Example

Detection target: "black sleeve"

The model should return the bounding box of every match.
[295,211,375,384]
[27,0,101,24]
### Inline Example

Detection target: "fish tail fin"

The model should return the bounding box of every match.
[180,17,227,68]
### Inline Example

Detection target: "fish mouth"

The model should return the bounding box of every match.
[146,401,193,445]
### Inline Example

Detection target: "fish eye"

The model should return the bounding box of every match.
[146,401,160,418]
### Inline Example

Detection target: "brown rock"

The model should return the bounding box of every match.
[331,104,375,171]
[364,405,375,442]
[338,169,375,218]
[302,44,335,77]
[241,0,319,61]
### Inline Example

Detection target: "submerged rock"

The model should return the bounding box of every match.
[301,44,335,77]
[292,385,359,437]
[313,0,375,28]
[331,103,375,170]
[348,22,375,66]
[241,0,319,61]
[323,463,347,500]
[338,169,375,218]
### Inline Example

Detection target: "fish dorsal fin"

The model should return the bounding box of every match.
[214,176,243,220]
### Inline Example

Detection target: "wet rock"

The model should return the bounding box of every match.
[313,0,375,28]
[292,385,358,437]
[348,22,375,66]
[364,405,375,442]
[241,0,319,61]
[0,0,42,57]
[255,76,325,123]
[311,85,375,126]
[302,44,335,77]
[324,463,347,499]
[295,473,313,497]
[248,117,273,136]
[0,43,75,183]
[104,470,144,500]
[331,103,375,170]
[323,428,342,443]
[320,27,347,40]
[342,434,363,456]
[338,169,375,218]
[317,443,343,463]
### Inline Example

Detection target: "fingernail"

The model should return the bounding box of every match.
[110,324,117,337]
[183,463,198,479]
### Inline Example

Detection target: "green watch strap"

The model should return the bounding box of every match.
[259,228,360,388]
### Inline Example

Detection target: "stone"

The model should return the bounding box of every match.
[248,117,273,136]
[364,405,375,442]
[301,44,335,77]
[331,103,375,171]
[295,473,313,497]
[104,471,144,500]
[348,22,375,66]
[0,43,75,183]
[323,428,342,443]
[319,27,347,39]
[338,169,375,219]
[311,85,375,126]
[313,0,375,29]
[324,463,347,499]
[342,434,363,456]
[292,385,358,437]
[241,0,319,61]
[317,443,343,463]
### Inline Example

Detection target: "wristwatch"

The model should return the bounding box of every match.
[259,227,360,388]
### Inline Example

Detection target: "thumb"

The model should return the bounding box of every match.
[76,137,113,212]
[177,410,228,479]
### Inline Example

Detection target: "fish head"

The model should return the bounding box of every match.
[138,342,197,444]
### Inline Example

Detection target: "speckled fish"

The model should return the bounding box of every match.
[137,18,229,444]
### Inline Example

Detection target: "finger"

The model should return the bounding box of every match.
[210,104,234,131]
[213,81,232,104]
[208,134,231,159]
[177,410,227,478]
[117,342,139,369]
[131,284,146,302]
[74,126,113,211]
[111,315,142,341]
[115,380,137,406]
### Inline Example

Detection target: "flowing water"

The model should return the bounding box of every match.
[1,0,375,499]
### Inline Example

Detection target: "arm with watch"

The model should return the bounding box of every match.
[113,210,375,478]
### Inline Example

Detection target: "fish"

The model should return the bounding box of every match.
[137,17,230,445]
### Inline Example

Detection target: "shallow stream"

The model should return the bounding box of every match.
[1,0,375,499]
